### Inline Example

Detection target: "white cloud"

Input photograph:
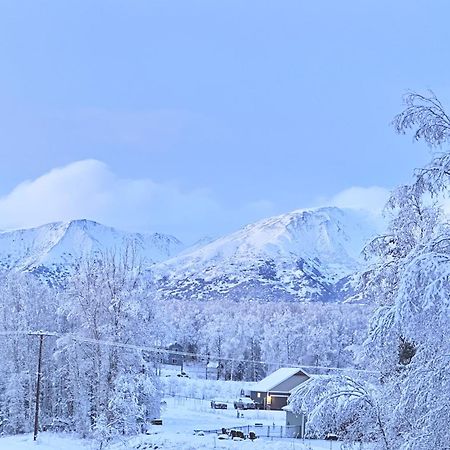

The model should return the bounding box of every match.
[0,160,274,242]
[2,161,390,242]
[323,186,391,215]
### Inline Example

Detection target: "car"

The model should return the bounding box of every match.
[210,399,228,409]
[325,433,338,441]
[233,397,256,410]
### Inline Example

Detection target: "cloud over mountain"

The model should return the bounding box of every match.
[0,159,273,242]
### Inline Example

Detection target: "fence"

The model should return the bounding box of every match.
[199,424,304,439]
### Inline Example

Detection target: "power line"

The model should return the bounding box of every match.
[0,329,378,375]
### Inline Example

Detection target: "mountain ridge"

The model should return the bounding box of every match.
[0,219,184,280]
[0,207,382,301]
[153,206,382,303]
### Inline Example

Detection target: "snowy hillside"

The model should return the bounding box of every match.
[154,207,381,302]
[0,219,183,284]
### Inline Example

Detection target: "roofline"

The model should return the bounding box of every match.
[251,367,310,392]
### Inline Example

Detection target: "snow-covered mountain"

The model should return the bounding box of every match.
[0,207,382,301]
[154,207,382,302]
[0,219,183,285]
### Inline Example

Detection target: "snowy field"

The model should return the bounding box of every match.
[0,433,341,450]
[160,364,255,400]
[0,397,345,450]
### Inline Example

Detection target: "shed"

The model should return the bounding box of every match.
[283,403,307,438]
[206,361,220,380]
[249,367,310,410]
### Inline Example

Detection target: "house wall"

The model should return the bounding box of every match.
[249,392,289,410]
[286,410,303,427]
[250,391,266,405]
[285,411,307,438]
[165,353,184,366]
[165,343,184,366]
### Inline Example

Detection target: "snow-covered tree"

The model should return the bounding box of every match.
[290,375,389,447]
[0,272,58,435]
[56,248,161,442]
[290,92,450,449]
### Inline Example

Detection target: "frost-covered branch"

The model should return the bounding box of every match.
[289,375,390,449]
[393,91,450,147]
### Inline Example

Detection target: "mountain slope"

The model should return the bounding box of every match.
[0,220,183,284]
[154,207,381,302]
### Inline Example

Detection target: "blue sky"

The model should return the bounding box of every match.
[0,0,448,241]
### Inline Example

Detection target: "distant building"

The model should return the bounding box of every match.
[206,361,220,380]
[165,343,184,367]
[249,367,310,410]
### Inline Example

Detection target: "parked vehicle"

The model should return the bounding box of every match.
[210,399,228,409]
[233,397,256,410]
[325,433,338,441]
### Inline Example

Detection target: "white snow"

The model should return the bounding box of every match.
[0,219,184,272]
[0,207,383,302]
[0,397,349,449]
[0,432,344,450]
[157,207,381,279]
[154,206,382,302]
[0,433,90,450]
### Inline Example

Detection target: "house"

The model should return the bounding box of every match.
[165,343,184,367]
[249,367,310,410]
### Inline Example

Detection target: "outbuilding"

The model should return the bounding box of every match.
[283,403,307,438]
[206,361,220,380]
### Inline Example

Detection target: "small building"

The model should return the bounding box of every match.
[165,343,184,367]
[283,403,307,438]
[206,361,220,380]
[249,367,310,410]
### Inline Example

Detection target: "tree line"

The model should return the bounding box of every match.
[0,249,369,443]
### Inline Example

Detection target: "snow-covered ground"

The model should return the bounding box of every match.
[0,433,90,450]
[161,396,286,433]
[0,433,342,450]
[0,397,345,450]
[160,364,255,399]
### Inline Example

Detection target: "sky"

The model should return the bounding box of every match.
[0,0,449,242]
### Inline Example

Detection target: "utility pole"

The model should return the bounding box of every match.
[29,331,57,441]
[33,333,44,441]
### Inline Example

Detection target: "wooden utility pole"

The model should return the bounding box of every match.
[33,333,44,441]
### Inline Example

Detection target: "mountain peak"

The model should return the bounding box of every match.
[154,206,381,303]
[0,220,184,280]
[0,207,382,302]
[66,218,100,228]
